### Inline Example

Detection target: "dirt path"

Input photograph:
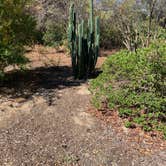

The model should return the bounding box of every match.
[0,46,165,166]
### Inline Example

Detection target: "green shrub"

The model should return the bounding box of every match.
[0,0,36,79]
[43,21,66,47]
[125,121,136,129]
[90,40,166,138]
[119,108,133,118]
[157,28,166,40]
[100,23,123,49]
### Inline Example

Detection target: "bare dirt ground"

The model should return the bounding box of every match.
[0,45,166,166]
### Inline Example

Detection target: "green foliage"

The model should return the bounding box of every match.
[125,121,135,128]
[90,40,166,138]
[100,20,123,49]
[157,28,166,40]
[68,0,100,79]
[0,0,36,79]
[43,21,66,47]
[119,108,133,118]
[164,129,166,140]
[98,0,166,51]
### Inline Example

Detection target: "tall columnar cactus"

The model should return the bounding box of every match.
[68,0,100,79]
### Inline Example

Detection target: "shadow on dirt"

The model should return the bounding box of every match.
[0,65,103,103]
[0,66,86,99]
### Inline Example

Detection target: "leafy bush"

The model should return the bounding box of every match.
[0,0,36,79]
[157,28,166,40]
[43,21,66,47]
[90,40,166,138]
[100,20,123,49]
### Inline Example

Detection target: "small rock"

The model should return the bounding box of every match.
[105,111,113,116]
[150,132,157,137]
[62,143,68,149]
[140,157,145,162]
[10,102,19,108]
[75,155,80,162]
[87,128,91,133]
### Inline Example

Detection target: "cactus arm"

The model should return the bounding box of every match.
[90,0,94,34]
[95,16,100,37]
[78,24,82,57]
[94,16,100,65]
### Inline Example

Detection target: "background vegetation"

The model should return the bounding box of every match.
[32,0,166,49]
